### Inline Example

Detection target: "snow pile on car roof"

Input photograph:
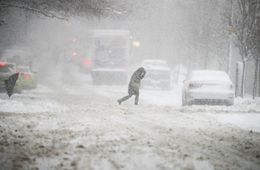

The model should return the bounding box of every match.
[190,70,231,83]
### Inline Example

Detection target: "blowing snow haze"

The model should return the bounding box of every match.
[0,0,257,87]
[0,0,260,170]
[0,1,239,77]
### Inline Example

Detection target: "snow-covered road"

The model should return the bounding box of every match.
[0,80,260,170]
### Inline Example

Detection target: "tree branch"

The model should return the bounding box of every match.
[0,3,68,20]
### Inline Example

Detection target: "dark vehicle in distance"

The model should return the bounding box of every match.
[142,59,171,90]
[90,30,130,85]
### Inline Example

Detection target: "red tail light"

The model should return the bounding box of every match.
[83,59,92,67]
[72,52,78,56]
[23,73,31,80]
[0,61,7,67]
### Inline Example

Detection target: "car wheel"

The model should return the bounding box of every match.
[225,100,234,106]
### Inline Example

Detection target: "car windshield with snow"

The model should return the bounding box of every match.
[142,59,171,90]
[182,70,234,106]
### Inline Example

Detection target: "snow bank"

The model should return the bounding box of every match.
[0,98,67,113]
[141,88,182,106]
[213,113,260,132]
[181,103,260,114]
[0,86,67,114]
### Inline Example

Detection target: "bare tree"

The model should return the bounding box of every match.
[0,0,133,25]
[182,0,228,71]
[252,8,260,99]
[232,0,259,97]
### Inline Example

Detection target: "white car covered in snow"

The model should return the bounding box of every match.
[142,59,171,90]
[182,70,234,106]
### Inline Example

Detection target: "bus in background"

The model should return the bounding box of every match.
[90,30,130,85]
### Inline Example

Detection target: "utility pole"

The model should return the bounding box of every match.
[227,0,233,76]
[258,58,260,97]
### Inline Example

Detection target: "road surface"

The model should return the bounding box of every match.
[0,80,260,170]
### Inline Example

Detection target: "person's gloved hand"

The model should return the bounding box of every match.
[140,71,146,79]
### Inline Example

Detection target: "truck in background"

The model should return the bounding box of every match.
[90,30,130,85]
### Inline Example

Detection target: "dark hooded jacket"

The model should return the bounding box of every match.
[128,67,146,94]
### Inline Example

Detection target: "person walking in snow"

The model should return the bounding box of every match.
[118,67,146,105]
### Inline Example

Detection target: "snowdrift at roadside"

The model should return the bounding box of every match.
[0,85,67,114]
[0,98,67,114]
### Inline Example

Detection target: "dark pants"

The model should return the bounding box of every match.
[118,87,139,105]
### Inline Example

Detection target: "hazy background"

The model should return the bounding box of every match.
[0,0,257,94]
